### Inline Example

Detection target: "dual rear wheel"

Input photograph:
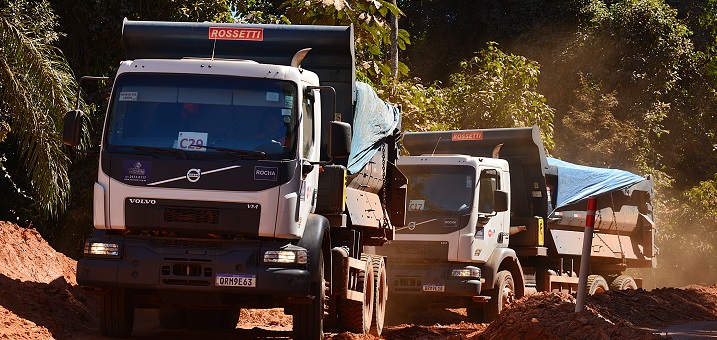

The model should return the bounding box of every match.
[337,254,388,336]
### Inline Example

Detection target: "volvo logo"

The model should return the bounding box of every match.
[186,168,201,182]
[128,198,156,204]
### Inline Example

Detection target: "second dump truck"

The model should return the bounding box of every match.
[376,126,657,321]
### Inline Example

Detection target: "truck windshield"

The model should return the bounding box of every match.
[402,165,474,214]
[105,73,297,160]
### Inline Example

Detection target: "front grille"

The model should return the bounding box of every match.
[162,239,224,250]
[164,207,219,224]
[394,276,422,292]
[124,199,261,234]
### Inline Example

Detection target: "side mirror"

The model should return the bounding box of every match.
[494,190,509,212]
[328,121,351,159]
[63,109,84,147]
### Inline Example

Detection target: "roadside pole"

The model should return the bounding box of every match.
[575,196,597,312]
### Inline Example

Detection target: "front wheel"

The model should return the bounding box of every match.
[293,251,326,340]
[483,270,516,322]
[99,288,135,338]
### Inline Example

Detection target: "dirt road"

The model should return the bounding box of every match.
[1,221,716,339]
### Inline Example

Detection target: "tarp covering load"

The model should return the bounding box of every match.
[346,82,400,174]
[547,157,645,209]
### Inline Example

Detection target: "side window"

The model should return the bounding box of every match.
[478,169,500,213]
[301,92,315,158]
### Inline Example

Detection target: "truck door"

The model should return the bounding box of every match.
[468,168,509,262]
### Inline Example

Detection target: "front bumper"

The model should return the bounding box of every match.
[76,235,311,305]
[386,263,483,300]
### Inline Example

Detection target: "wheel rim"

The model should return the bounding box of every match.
[501,283,515,308]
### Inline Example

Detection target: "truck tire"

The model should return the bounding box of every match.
[339,254,375,334]
[610,275,638,290]
[587,275,609,295]
[99,287,134,338]
[483,270,515,323]
[159,305,186,329]
[370,256,388,336]
[293,251,326,340]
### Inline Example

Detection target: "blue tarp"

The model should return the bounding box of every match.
[547,157,645,209]
[346,82,400,174]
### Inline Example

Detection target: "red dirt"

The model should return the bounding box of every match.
[1,220,716,339]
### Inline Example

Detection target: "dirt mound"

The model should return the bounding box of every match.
[0,222,97,340]
[478,292,660,339]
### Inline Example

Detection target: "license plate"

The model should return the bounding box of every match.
[422,284,445,292]
[216,273,256,287]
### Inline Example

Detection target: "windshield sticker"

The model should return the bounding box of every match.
[444,218,457,228]
[176,132,208,151]
[254,166,278,181]
[408,199,425,211]
[123,160,151,183]
[119,92,138,101]
[266,92,280,102]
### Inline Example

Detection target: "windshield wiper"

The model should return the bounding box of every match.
[114,145,187,159]
[192,145,267,159]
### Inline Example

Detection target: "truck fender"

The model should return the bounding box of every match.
[482,248,525,298]
[296,214,331,283]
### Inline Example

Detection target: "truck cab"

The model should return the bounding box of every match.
[377,154,518,317]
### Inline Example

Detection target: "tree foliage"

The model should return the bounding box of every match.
[441,43,554,147]
[278,0,410,83]
[0,0,81,217]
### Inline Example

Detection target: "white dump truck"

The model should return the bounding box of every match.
[376,126,656,321]
[64,20,406,339]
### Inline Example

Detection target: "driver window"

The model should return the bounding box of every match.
[478,169,499,213]
[301,92,315,158]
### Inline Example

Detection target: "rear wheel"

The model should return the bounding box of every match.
[483,270,515,322]
[293,251,326,340]
[586,275,609,295]
[609,275,637,290]
[99,288,134,338]
[370,256,388,336]
[339,254,375,334]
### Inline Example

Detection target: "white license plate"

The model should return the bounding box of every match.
[422,284,445,292]
[216,273,256,287]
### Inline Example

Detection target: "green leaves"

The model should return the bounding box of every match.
[0,1,80,217]
[441,43,555,147]
[279,0,409,81]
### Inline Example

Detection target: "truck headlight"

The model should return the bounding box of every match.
[451,266,481,278]
[84,242,120,257]
[263,250,307,264]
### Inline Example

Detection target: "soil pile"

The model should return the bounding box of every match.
[0,221,97,339]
